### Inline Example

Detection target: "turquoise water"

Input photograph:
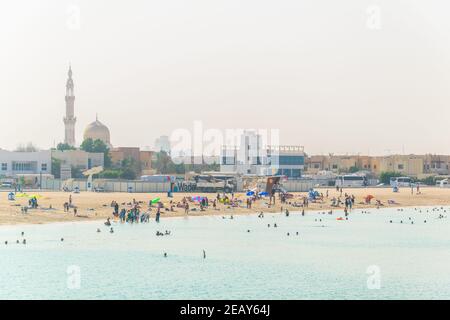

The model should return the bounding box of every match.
[0,206,449,300]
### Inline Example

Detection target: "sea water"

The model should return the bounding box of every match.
[0,206,449,299]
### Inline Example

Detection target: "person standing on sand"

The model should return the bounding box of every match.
[69,195,72,207]
[156,207,161,223]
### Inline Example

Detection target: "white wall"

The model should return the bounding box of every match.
[0,150,51,177]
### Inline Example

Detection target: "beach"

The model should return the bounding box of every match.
[2,186,450,225]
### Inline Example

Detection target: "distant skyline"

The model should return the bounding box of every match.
[1,1,450,155]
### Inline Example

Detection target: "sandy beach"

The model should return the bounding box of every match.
[1,186,450,226]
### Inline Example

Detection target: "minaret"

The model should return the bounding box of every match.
[63,66,76,146]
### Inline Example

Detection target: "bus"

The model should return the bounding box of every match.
[390,177,412,187]
[335,175,367,187]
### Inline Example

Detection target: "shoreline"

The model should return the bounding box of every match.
[1,203,448,228]
[2,187,450,226]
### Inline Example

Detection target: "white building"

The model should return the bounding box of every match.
[220,131,305,178]
[51,150,104,171]
[154,135,171,154]
[0,150,52,177]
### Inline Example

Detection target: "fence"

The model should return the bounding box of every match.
[40,178,316,193]
[40,178,171,193]
[282,180,316,192]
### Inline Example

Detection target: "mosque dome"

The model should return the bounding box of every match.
[83,116,112,147]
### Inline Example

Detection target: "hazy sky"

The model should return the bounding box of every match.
[1,0,450,155]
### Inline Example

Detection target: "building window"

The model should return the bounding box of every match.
[41,163,48,171]
[12,162,35,172]
[398,164,404,170]
[277,156,304,166]
[291,169,301,177]
[1,163,7,171]
[332,164,338,169]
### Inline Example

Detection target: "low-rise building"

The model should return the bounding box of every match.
[0,150,52,177]
[373,155,423,177]
[220,131,305,178]
[110,147,155,175]
[52,150,104,171]
[305,154,429,178]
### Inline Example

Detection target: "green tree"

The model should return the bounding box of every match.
[80,138,112,168]
[120,167,137,180]
[71,166,84,179]
[152,151,174,174]
[51,158,61,178]
[379,171,403,184]
[98,169,121,179]
[80,138,94,152]
[349,166,360,173]
[418,176,435,186]
[56,143,76,151]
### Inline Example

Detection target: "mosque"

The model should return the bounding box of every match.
[61,66,154,175]
[63,66,112,148]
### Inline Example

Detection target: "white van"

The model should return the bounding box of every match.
[390,177,412,187]
[335,175,367,187]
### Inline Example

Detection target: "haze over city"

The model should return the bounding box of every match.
[2,0,450,155]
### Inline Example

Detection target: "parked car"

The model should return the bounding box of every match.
[1,182,13,189]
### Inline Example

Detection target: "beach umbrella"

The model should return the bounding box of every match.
[246,191,255,196]
[258,191,269,196]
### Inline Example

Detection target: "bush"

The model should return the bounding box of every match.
[379,171,403,184]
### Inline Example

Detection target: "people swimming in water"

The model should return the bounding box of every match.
[104,218,111,226]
